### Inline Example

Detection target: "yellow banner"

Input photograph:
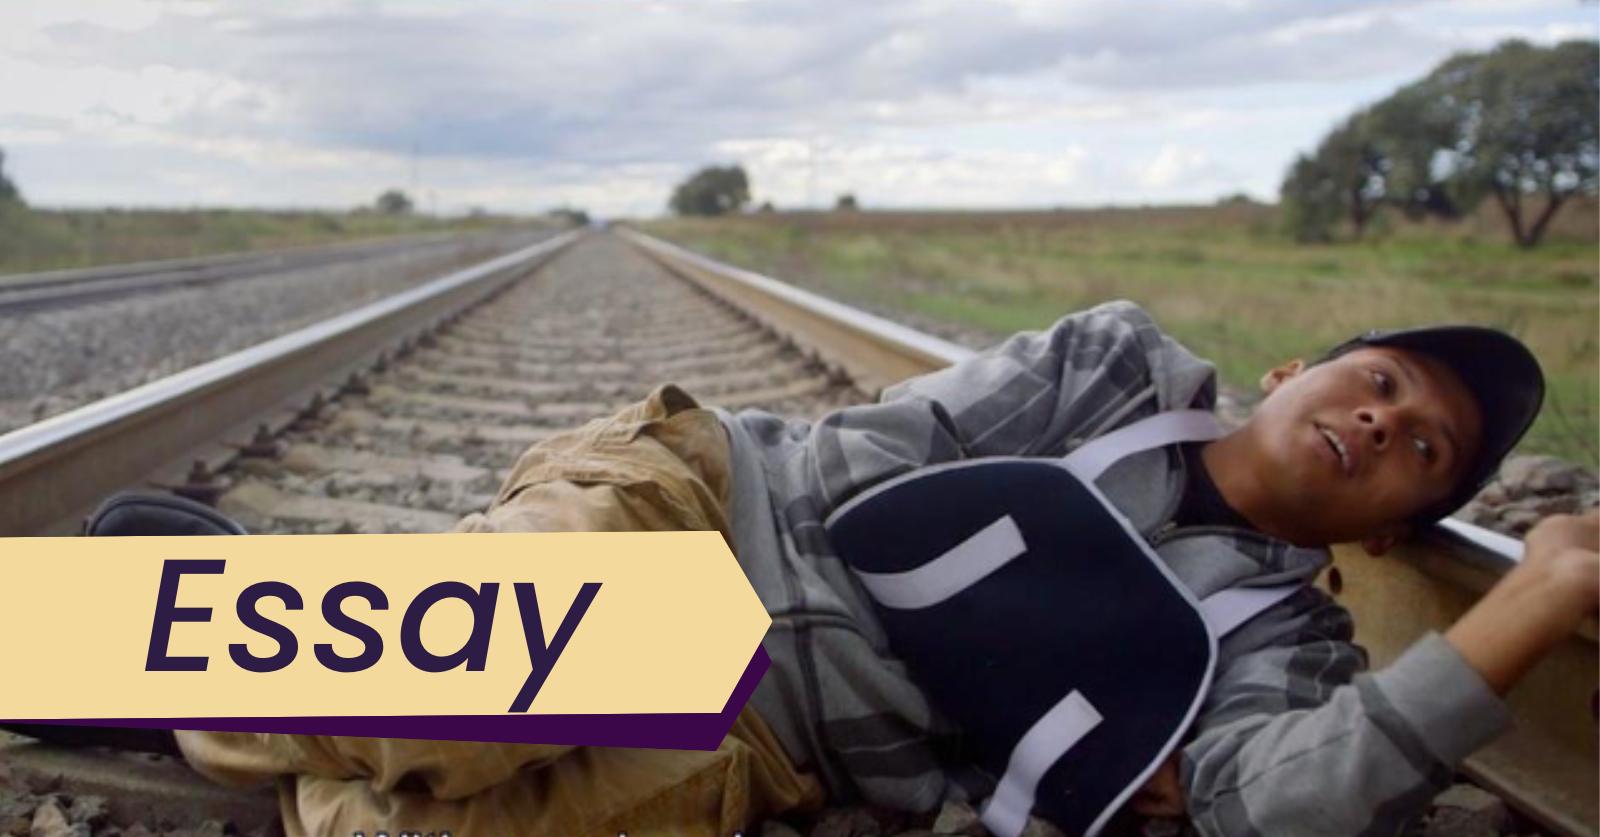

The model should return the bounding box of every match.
[0,532,767,719]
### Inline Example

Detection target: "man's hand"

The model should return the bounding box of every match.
[1131,752,1185,818]
[1446,509,1598,695]
[1520,509,1600,614]
[1130,512,1596,822]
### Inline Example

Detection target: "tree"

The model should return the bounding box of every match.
[1317,116,1389,237]
[668,165,750,216]
[0,147,22,206]
[1280,38,1598,248]
[1279,154,1344,243]
[548,207,590,227]
[1451,40,1599,248]
[1278,116,1387,242]
[1367,78,1464,221]
[834,193,858,211]
[374,189,414,215]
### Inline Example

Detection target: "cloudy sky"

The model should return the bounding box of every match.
[1,1,1594,217]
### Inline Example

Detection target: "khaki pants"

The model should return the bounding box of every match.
[177,385,826,836]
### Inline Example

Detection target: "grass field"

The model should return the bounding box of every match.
[643,201,1599,468]
[0,205,536,275]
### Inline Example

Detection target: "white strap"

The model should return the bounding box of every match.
[1196,584,1300,638]
[972,586,1296,837]
[853,516,1026,610]
[980,690,1104,837]
[1062,409,1225,483]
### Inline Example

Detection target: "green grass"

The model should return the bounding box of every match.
[0,205,533,274]
[643,203,1599,468]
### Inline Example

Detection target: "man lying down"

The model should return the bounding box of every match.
[11,300,1598,836]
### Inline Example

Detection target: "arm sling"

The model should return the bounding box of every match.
[823,410,1299,836]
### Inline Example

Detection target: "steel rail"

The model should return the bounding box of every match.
[0,228,506,288]
[617,228,970,397]
[620,226,1597,837]
[0,229,583,537]
[0,228,534,315]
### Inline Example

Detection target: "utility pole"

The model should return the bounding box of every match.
[410,140,420,197]
[808,137,819,211]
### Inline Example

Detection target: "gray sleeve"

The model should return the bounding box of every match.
[1181,588,1511,837]
[804,300,1182,514]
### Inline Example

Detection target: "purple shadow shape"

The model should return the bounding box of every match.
[8,647,769,752]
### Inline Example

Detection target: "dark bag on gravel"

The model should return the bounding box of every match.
[824,410,1297,837]
[83,490,247,536]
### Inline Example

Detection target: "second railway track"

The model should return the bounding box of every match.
[0,229,532,315]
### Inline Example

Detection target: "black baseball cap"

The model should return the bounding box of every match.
[1318,325,1545,524]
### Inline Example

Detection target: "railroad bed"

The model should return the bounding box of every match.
[0,230,1590,837]
[214,233,861,535]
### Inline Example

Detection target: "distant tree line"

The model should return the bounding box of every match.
[1282,39,1598,248]
[668,164,871,216]
[669,165,750,216]
[374,188,414,215]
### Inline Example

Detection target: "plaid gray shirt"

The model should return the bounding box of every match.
[715,301,1509,836]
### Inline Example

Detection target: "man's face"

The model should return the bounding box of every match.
[1244,346,1484,545]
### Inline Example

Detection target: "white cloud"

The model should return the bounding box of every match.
[1141,145,1216,190]
[717,137,1091,208]
[0,0,1591,215]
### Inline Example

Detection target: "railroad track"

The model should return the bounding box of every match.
[0,229,1592,835]
[210,233,862,535]
[0,228,534,315]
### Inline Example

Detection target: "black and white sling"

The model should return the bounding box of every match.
[824,409,1298,836]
